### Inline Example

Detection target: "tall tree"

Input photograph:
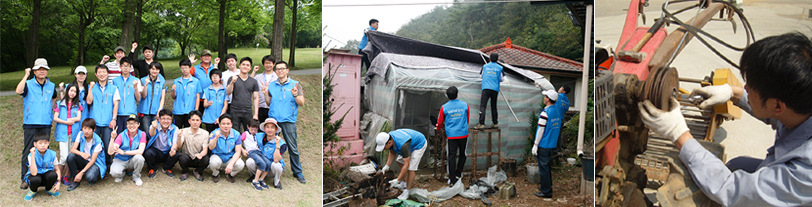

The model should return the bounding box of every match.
[217,0,230,70]
[25,0,43,68]
[120,0,135,50]
[69,0,99,67]
[133,0,145,44]
[286,0,298,67]
[271,0,285,61]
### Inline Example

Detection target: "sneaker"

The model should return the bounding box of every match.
[67,182,80,191]
[492,124,499,128]
[24,190,36,201]
[20,181,29,190]
[62,176,70,185]
[252,181,263,191]
[194,172,204,181]
[296,173,306,184]
[179,173,188,181]
[148,169,156,178]
[259,180,269,189]
[212,175,220,183]
[474,124,485,129]
[114,177,123,183]
[47,189,60,197]
[134,178,143,186]
[274,182,283,190]
[165,169,175,178]
[226,174,235,183]
[534,192,552,198]
[397,190,410,200]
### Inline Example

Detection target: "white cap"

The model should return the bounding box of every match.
[542,90,558,101]
[75,66,88,74]
[375,132,390,152]
[259,118,281,135]
[32,58,50,70]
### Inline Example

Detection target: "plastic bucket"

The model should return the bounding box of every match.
[526,164,540,184]
[582,156,595,181]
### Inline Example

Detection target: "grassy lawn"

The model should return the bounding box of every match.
[0,47,322,91]
[0,74,322,206]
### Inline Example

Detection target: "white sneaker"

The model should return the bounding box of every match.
[397,190,410,200]
[133,178,143,186]
[114,177,123,183]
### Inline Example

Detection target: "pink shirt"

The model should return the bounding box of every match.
[114,131,147,147]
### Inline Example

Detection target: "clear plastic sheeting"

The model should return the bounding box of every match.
[360,112,390,156]
[409,178,465,203]
[460,166,508,199]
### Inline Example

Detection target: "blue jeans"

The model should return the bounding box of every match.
[94,126,113,168]
[66,153,101,184]
[279,122,302,175]
[139,114,156,133]
[536,147,554,195]
[248,150,271,172]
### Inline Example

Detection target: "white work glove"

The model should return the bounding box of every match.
[378,165,390,174]
[532,146,538,156]
[638,98,690,142]
[690,84,733,109]
[388,179,400,187]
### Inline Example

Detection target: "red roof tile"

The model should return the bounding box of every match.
[479,38,583,72]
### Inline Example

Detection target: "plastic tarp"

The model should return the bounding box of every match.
[364,52,551,165]
[360,112,390,156]
[459,165,508,199]
[410,179,465,203]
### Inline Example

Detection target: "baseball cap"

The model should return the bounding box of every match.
[375,132,390,152]
[201,49,212,57]
[127,114,138,122]
[114,46,126,53]
[32,58,50,70]
[542,90,558,101]
[259,118,281,135]
[75,66,87,74]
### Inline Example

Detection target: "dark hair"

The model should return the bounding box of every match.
[82,118,97,130]
[490,53,499,62]
[561,85,571,94]
[247,119,260,129]
[209,69,222,81]
[179,58,192,67]
[63,83,81,106]
[33,132,50,142]
[740,32,812,115]
[119,57,132,66]
[225,53,237,62]
[158,109,173,117]
[240,57,252,66]
[95,64,109,73]
[218,114,232,122]
[69,74,89,102]
[369,19,379,25]
[149,62,163,72]
[446,86,458,100]
[261,55,275,65]
[275,61,288,71]
[143,45,154,52]
[189,110,202,119]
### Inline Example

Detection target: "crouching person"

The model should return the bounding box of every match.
[245,118,287,190]
[108,114,146,186]
[208,114,244,183]
[66,119,106,191]
[375,128,427,200]
[177,111,210,181]
[24,133,62,201]
[144,109,180,178]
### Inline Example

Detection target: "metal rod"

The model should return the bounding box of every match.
[500,91,520,123]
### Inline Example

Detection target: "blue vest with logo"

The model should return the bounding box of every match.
[193,64,214,91]
[212,128,240,161]
[77,133,107,178]
[138,75,165,115]
[267,78,300,123]
[173,77,201,115]
[202,85,227,123]
[22,78,55,125]
[537,106,563,149]
[115,129,144,161]
[441,99,469,139]
[147,124,177,154]
[358,26,376,50]
[557,92,571,118]
[389,129,426,155]
[90,83,118,127]
[481,62,504,92]
[257,133,286,170]
[112,75,139,116]
[55,100,82,142]
[25,149,57,183]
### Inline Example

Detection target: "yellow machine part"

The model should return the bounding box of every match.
[712,68,742,119]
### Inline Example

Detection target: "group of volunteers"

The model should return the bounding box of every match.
[16,43,308,201]
[366,51,571,200]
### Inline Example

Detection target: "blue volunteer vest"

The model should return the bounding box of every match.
[211,128,240,161]
[77,133,107,178]
[481,62,504,92]
[537,106,563,149]
[173,77,201,115]
[557,92,571,118]
[193,64,214,91]
[90,83,118,127]
[22,78,55,125]
[267,78,300,123]
[67,84,89,124]
[138,75,165,115]
[55,100,82,142]
[202,85,227,123]
[358,26,376,50]
[25,149,57,183]
[146,124,177,154]
[112,75,139,116]
[115,129,144,161]
[257,133,286,170]
[389,129,426,155]
[441,99,469,139]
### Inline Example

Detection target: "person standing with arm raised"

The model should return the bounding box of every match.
[15,58,58,190]
[263,60,306,184]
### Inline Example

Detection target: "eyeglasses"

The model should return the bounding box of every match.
[276,67,288,70]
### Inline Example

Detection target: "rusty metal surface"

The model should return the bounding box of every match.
[649,3,727,70]
[469,128,502,178]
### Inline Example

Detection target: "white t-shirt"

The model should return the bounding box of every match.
[74,133,103,154]
[241,132,260,152]
[222,69,239,103]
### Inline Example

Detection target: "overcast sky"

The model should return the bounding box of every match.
[322,0,455,50]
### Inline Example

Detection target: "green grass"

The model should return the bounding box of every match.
[0,74,322,205]
[0,47,322,91]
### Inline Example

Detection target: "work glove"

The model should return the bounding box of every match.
[532,146,538,156]
[690,84,733,109]
[638,98,690,142]
[378,165,390,174]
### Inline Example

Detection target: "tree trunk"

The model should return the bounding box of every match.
[120,0,134,50]
[218,0,228,69]
[287,0,298,67]
[25,0,43,68]
[76,21,87,67]
[133,0,144,44]
[271,0,285,61]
